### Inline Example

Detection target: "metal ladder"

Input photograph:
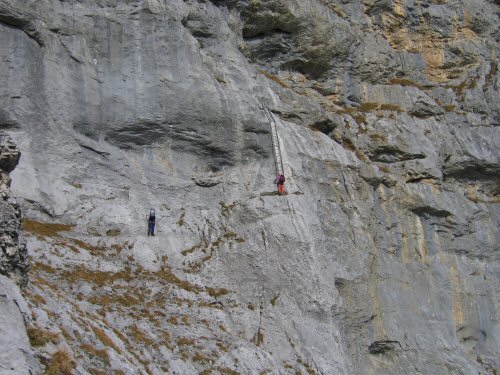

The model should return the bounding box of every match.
[262,105,284,176]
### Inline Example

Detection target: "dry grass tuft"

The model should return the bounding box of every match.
[81,343,110,365]
[369,133,386,141]
[43,348,76,375]
[198,301,223,310]
[30,293,47,305]
[220,201,236,211]
[26,326,60,347]
[341,137,356,152]
[223,231,238,239]
[216,342,230,352]
[111,243,124,253]
[161,330,171,341]
[341,137,367,161]
[355,102,404,112]
[176,337,195,346]
[192,352,210,363]
[70,239,104,255]
[155,268,203,294]
[220,200,237,218]
[22,219,73,238]
[88,368,107,375]
[181,244,201,256]
[32,262,57,274]
[218,367,240,375]
[378,166,391,174]
[112,328,129,346]
[464,186,499,203]
[259,70,290,89]
[61,266,134,286]
[106,229,121,236]
[92,326,121,354]
[305,364,318,374]
[445,77,477,97]
[357,102,379,112]
[69,182,82,189]
[129,325,154,345]
[337,102,404,125]
[206,287,230,298]
[379,104,404,112]
[388,78,427,90]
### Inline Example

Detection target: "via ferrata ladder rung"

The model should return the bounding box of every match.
[262,105,284,176]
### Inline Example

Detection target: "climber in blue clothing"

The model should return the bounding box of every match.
[147,208,156,236]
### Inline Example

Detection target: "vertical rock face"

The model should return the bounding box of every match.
[0,0,499,374]
[0,135,28,287]
[0,135,40,374]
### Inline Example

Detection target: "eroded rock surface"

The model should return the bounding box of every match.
[0,135,40,374]
[0,135,29,287]
[0,0,499,374]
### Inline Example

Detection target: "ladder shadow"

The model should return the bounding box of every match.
[259,191,304,197]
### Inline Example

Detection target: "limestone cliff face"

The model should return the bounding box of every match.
[0,0,499,374]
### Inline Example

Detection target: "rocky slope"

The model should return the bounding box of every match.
[0,0,499,374]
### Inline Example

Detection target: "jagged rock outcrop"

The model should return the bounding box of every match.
[0,135,41,374]
[0,135,29,287]
[0,0,499,374]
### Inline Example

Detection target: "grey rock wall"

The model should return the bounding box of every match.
[0,275,41,375]
[0,135,28,288]
[0,135,40,374]
[0,0,498,374]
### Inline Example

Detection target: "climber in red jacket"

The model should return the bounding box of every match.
[274,174,286,195]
